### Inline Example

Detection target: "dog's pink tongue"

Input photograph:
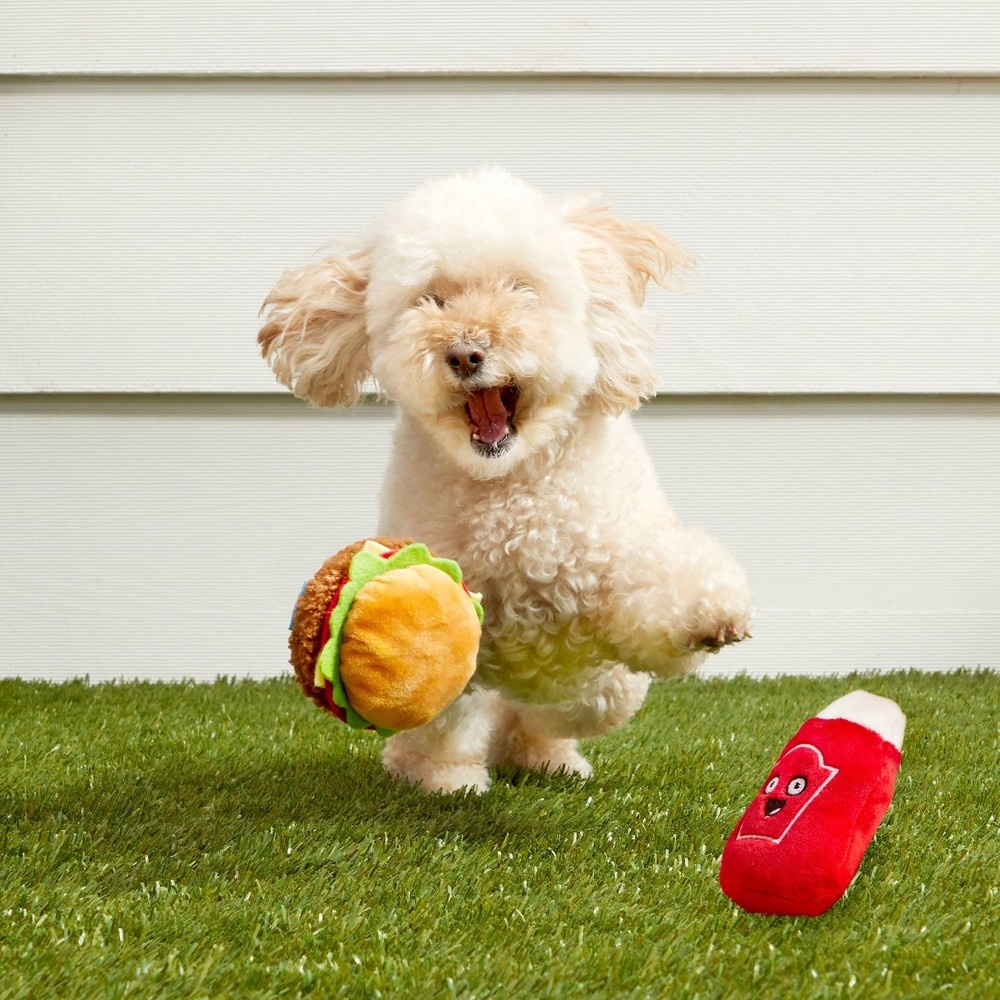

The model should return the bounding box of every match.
[467,388,510,444]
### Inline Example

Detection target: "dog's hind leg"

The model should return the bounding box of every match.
[381,688,500,794]
[491,665,651,779]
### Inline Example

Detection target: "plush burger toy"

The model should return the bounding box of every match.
[289,538,484,735]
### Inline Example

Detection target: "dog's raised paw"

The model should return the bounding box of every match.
[673,614,754,656]
[701,624,753,652]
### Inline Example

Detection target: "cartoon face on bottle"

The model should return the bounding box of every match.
[736,743,839,844]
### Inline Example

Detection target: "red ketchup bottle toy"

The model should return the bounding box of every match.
[720,690,906,917]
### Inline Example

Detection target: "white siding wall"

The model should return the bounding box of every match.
[2,3,999,681]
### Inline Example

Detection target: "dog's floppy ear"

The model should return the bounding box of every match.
[565,198,693,414]
[258,249,372,407]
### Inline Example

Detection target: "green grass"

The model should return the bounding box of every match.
[1,671,997,999]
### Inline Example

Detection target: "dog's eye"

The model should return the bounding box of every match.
[420,293,446,309]
[511,280,533,293]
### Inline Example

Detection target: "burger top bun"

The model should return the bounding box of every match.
[288,538,483,733]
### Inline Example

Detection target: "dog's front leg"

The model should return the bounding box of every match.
[381,688,500,794]
[602,525,754,677]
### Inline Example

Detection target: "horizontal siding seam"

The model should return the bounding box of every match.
[4,69,1000,83]
[4,390,1000,405]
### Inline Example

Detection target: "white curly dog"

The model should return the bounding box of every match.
[260,166,753,794]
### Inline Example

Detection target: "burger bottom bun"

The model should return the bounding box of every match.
[338,563,481,731]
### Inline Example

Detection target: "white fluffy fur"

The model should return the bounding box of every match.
[260,166,753,794]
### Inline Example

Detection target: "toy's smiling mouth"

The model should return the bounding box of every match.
[465,386,519,457]
[764,797,786,817]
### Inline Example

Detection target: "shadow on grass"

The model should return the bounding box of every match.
[4,729,600,878]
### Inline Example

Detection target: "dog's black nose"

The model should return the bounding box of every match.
[446,344,486,378]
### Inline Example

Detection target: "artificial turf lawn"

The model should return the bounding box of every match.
[1,671,997,999]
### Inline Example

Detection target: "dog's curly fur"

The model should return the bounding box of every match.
[260,166,753,794]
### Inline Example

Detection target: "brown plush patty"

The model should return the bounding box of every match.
[288,537,413,712]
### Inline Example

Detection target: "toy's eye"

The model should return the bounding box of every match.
[764,776,780,794]
[786,776,808,796]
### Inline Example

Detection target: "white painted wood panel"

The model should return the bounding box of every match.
[4,1,1000,76]
[2,394,997,682]
[3,79,999,395]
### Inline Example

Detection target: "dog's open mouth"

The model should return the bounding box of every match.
[465,386,519,457]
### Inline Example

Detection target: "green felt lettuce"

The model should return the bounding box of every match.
[315,542,484,734]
